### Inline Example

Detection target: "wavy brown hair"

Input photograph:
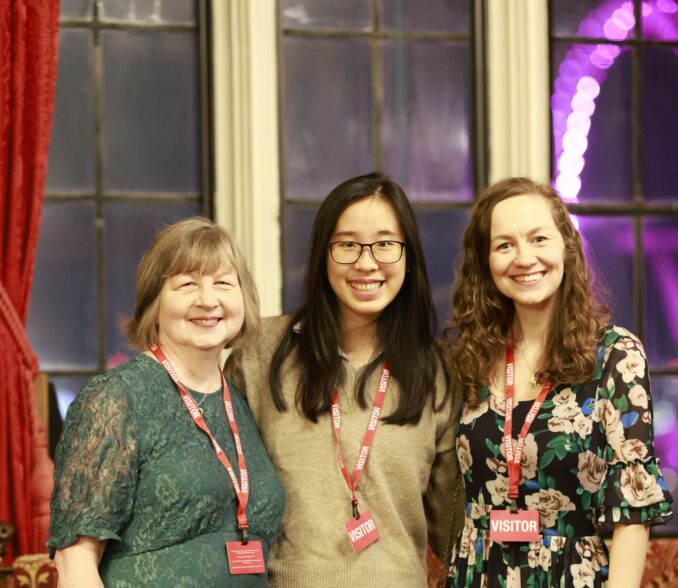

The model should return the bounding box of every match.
[444,177,610,405]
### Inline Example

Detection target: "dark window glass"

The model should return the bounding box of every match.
[46,30,95,194]
[641,46,678,201]
[282,208,317,311]
[101,0,198,23]
[101,30,200,194]
[281,0,370,31]
[27,201,98,371]
[282,37,373,199]
[381,0,470,33]
[381,41,472,201]
[577,216,635,332]
[642,217,678,366]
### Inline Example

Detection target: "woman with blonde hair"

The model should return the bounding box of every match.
[444,177,672,587]
[49,218,285,587]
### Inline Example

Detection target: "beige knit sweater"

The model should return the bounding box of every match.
[228,315,464,588]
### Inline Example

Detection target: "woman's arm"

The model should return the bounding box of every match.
[607,523,649,588]
[55,536,107,588]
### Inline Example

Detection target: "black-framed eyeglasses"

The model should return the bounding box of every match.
[328,240,407,264]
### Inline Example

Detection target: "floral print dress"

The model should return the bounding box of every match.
[447,326,672,588]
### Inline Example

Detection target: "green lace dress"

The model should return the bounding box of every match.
[48,354,286,587]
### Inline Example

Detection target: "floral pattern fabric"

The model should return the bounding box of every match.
[447,326,672,588]
[48,354,286,587]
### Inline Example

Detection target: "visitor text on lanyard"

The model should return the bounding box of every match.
[489,347,551,543]
[330,362,390,552]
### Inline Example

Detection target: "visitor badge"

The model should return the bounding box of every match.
[226,540,266,575]
[489,509,540,542]
[345,510,380,552]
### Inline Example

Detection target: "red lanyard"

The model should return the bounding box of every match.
[503,348,551,508]
[330,362,390,519]
[151,345,252,541]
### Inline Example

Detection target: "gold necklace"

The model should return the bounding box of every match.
[191,391,210,414]
[516,345,539,388]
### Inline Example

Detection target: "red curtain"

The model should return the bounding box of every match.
[0,0,59,558]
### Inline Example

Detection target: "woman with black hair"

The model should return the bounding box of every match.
[227,172,463,587]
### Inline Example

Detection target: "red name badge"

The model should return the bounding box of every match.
[345,510,380,552]
[226,540,266,575]
[489,509,540,542]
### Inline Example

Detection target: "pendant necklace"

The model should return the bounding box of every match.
[191,390,210,414]
[516,345,539,388]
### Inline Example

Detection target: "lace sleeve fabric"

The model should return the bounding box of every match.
[48,374,139,556]
[596,327,673,527]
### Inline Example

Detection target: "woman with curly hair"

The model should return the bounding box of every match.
[444,177,672,587]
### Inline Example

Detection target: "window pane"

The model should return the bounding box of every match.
[551,42,632,202]
[282,208,316,312]
[281,0,370,30]
[101,30,200,193]
[46,30,95,194]
[650,374,678,535]
[51,376,89,421]
[103,200,202,359]
[576,216,635,332]
[60,0,92,20]
[27,201,97,370]
[282,37,372,199]
[641,47,678,201]
[381,0,470,33]
[643,218,678,366]
[642,0,678,41]
[415,209,469,328]
[551,0,638,40]
[101,0,198,23]
[382,41,472,201]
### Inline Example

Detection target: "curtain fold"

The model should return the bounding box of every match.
[0,0,60,558]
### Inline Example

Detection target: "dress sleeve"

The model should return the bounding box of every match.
[47,375,139,556]
[597,330,673,527]
[424,370,465,561]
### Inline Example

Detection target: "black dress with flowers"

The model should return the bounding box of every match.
[447,326,672,588]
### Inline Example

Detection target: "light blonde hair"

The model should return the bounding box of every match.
[126,217,260,352]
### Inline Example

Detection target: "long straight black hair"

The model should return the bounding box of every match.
[269,172,448,425]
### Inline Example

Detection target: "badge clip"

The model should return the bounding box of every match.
[509,500,518,513]
[240,526,249,545]
[352,498,360,519]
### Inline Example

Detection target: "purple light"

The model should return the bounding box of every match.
[562,130,589,155]
[552,0,678,201]
[556,175,582,201]
[567,111,592,134]
[612,6,636,30]
[657,0,678,13]
[571,93,596,116]
[576,76,601,98]
[558,152,586,176]
[604,18,629,39]
[596,43,621,60]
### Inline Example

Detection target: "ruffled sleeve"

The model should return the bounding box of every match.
[47,373,139,556]
[596,327,673,527]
